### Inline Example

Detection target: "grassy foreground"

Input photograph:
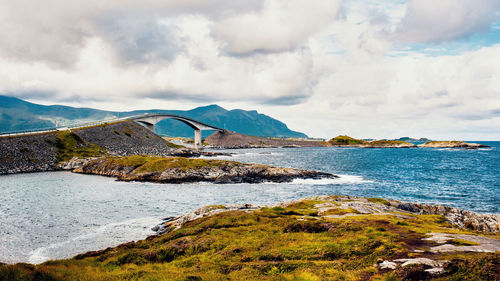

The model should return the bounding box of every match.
[1,196,498,281]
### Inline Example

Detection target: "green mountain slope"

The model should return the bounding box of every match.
[0,95,307,138]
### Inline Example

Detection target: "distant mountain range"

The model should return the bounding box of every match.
[0,95,307,138]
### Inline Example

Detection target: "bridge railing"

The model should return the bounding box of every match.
[0,116,132,137]
[0,113,223,137]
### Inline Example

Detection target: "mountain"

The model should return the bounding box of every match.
[0,95,307,138]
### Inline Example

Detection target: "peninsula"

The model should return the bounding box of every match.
[1,195,498,280]
[71,155,337,184]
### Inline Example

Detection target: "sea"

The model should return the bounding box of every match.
[0,142,498,264]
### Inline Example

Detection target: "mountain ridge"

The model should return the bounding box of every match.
[0,95,307,138]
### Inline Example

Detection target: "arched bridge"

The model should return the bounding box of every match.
[131,113,224,149]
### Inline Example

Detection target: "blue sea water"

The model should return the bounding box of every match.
[0,142,498,263]
[215,142,500,214]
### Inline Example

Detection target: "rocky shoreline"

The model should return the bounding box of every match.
[153,195,500,235]
[417,141,489,149]
[3,195,498,280]
[71,155,337,184]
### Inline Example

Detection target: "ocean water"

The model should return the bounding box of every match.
[0,142,498,263]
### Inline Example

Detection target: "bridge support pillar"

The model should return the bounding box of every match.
[194,129,202,150]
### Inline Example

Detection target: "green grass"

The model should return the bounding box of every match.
[99,155,249,174]
[365,140,413,146]
[165,141,185,148]
[424,141,462,144]
[54,131,106,162]
[449,238,481,246]
[328,135,366,145]
[1,197,497,280]
[161,137,186,148]
[367,198,392,206]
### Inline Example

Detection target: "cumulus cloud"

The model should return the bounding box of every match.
[280,43,500,139]
[0,0,263,66]
[1,0,500,140]
[394,0,500,43]
[0,15,315,105]
[212,0,341,55]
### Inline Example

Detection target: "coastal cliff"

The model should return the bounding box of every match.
[72,155,337,183]
[1,195,498,280]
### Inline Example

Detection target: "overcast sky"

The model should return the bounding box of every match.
[1,0,500,140]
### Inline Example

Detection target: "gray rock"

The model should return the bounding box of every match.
[397,202,500,233]
[379,261,397,269]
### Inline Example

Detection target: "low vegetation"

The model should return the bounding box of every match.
[101,155,242,173]
[161,137,186,148]
[328,135,367,145]
[1,196,497,280]
[418,141,489,149]
[48,131,106,162]
[362,140,414,147]
[367,197,392,206]
[424,141,461,144]
[327,136,415,147]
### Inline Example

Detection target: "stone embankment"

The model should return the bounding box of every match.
[0,121,176,175]
[71,121,175,156]
[204,130,328,149]
[73,156,337,184]
[0,133,58,174]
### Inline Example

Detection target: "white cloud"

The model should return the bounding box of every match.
[0,0,263,66]
[212,0,341,54]
[0,15,315,105]
[0,0,500,140]
[394,0,500,43]
[280,44,500,140]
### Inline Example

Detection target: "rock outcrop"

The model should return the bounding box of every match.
[418,141,489,149]
[397,202,500,233]
[73,155,338,184]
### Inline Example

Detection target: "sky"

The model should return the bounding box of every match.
[1,0,500,140]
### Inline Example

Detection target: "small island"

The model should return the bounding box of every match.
[418,141,489,149]
[328,136,416,148]
[71,155,337,184]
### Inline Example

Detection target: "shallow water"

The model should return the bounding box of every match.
[0,142,499,263]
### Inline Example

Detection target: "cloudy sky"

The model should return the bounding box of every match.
[1,0,500,140]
